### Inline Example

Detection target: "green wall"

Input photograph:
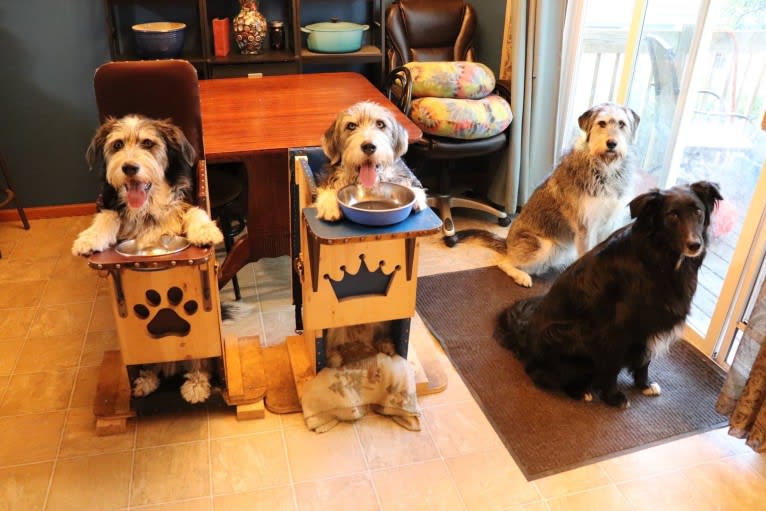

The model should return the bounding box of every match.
[0,1,505,209]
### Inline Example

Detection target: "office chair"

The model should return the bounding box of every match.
[386,0,511,246]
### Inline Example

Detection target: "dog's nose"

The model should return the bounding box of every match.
[122,163,139,176]
[606,139,617,150]
[361,143,376,155]
[687,241,701,252]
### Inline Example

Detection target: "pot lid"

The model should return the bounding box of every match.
[303,19,369,32]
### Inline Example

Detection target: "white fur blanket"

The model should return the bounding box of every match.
[301,353,421,432]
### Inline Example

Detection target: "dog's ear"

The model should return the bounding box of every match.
[388,113,408,159]
[629,189,663,221]
[321,112,343,166]
[156,119,196,168]
[625,106,640,139]
[690,181,723,216]
[85,118,116,178]
[578,106,599,136]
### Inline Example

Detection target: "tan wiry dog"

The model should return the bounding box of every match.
[72,115,223,256]
[314,101,428,221]
[460,102,640,287]
[72,115,223,403]
[314,102,427,367]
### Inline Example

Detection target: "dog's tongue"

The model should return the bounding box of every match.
[359,162,377,189]
[126,181,147,208]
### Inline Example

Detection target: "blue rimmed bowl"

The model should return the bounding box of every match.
[132,22,186,59]
[337,183,416,226]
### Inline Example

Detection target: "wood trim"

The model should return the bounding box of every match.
[0,203,95,222]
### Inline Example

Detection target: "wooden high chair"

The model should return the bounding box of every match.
[286,148,447,400]
[87,60,265,435]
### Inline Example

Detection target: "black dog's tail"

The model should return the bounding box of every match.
[495,295,543,357]
[454,229,507,253]
[221,301,255,322]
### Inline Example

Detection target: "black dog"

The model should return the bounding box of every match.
[495,181,722,408]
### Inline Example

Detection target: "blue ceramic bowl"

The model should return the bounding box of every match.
[337,183,416,226]
[132,22,186,59]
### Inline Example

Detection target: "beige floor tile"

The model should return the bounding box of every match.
[14,334,83,373]
[355,414,440,469]
[211,431,290,494]
[136,409,208,448]
[422,400,504,458]
[52,252,96,280]
[86,297,116,333]
[504,502,549,511]
[133,498,213,510]
[79,330,120,367]
[534,464,611,500]
[619,456,766,511]
[280,411,309,430]
[0,308,36,340]
[208,407,282,438]
[59,407,135,458]
[599,427,744,483]
[213,485,296,511]
[546,485,633,511]
[0,281,45,308]
[40,275,99,306]
[28,302,92,338]
[69,365,99,408]
[294,473,379,511]
[0,339,24,376]
[131,441,210,506]
[0,461,53,511]
[220,307,263,340]
[0,411,66,465]
[261,309,297,346]
[284,423,367,483]
[372,459,465,511]
[0,257,59,283]
[47,451,132,511]
[0,369,76,415]
[733,450,766,479]
[445,448,540,510]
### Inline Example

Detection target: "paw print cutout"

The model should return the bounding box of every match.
[133,286,198,338]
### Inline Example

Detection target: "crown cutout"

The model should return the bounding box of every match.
[324,254,399,300]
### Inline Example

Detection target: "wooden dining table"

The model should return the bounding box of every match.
[199,72,423,289]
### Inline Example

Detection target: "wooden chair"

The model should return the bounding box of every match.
[87,60,265,434]
[0,150,30,258]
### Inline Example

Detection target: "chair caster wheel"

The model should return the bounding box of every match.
[498,215,511,227]
[444,235,458,247]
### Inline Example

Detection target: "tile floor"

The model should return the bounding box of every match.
[1,213,765,511]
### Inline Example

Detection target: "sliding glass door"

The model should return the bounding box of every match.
[559,0,766,360]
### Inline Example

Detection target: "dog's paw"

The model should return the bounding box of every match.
[583,392,594,402]
[187,221,224,247]
[133,369,160,397]
[603,390,630,409]
[180,370,211,403]
[641,382,662,396]
[71,233,109,256]
[315,189,343,221]
[412,188,428,212]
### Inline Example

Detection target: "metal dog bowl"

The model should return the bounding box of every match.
[115,235,190,257]
[337,183,416,226]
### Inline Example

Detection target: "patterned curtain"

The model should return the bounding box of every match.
[716,276,766,452]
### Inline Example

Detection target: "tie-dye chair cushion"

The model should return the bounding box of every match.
[409,94,513,140]
[404,61,496,99]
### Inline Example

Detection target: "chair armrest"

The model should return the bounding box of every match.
[383,66,413,116]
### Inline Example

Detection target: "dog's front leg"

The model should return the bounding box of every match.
[596,366,630,408]
[315,187,343,221]
[632,362,662,396]
[184,207,224,246]
[72,210,121,256]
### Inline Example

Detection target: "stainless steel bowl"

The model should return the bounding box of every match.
[336,183,416,226]
[115,235,190,257]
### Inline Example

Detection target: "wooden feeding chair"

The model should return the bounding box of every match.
[86,60,266,435]
[286,147,447,401]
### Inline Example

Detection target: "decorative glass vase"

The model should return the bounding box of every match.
[233,0,267,55]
